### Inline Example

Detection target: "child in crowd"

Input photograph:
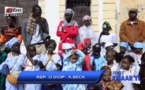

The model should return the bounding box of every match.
[40,39,62,90]
[77,42,91,71]
[139,52,145,90]
[133,42,144,65]
[90,43,107,71]
[62,49,85,90]
[79,15,96,46]
[0,39,8,90]
[104,42,114,51]
[90,66,123,90]
[84,38,92,54]
[96,21,118,56]
[101,66,123,90]
[120,55,140,90]
[0,38,25,90]
[23,45,42,90]
[105,50,120,74]
[116,42,131,63]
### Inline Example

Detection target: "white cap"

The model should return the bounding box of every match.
[62,43,72,50]
[105,42,113,48]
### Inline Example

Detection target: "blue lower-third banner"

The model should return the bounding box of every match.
[17,71,105,84]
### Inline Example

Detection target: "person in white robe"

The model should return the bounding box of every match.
[104,50,120,75]
[95,21,118,56]
[40,39,62,90]
[0,38,25,90]
[79,15,96,46]
[120,55,140,90]
[23,45,41,90]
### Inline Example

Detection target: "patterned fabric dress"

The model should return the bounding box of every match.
[0,27,22,43]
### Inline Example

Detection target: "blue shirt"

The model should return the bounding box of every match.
[62,50,85,71]
[90,55,107,71]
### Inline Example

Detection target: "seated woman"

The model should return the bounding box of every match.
[0,15,22,44]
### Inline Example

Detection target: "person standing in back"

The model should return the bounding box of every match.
[79,15,96,46]
[119,8,145,50]
[0,15,22,44]
[56,8,78,57]
[21,5,50,55]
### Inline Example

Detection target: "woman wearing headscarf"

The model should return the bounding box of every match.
[79,15,96,46]
[95,21,118,56]
[0,37,25,90]
[56,8,78,57]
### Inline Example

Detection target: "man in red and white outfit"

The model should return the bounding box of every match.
[56,8,78,56]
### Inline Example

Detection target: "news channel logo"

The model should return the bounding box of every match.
[4,6,23,16]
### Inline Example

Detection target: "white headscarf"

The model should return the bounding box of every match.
[64,8,76,26]
[5,38,20,49]
[124,52,138,65]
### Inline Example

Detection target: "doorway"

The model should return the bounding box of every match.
[66,0,91,28]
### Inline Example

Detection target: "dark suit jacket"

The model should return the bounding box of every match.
[21,18,49,47]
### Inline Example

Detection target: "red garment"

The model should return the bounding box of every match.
[77,42,91,71]
[77,42,86,50]
[83,54,91,71]
[57,20,78,56]
[84,38,91,44]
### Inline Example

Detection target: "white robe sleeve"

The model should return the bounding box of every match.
[79,27,85,42]
[90,29,96,46]
[52,54,62,66]
[95,34,100,43]
[112,33,118,43]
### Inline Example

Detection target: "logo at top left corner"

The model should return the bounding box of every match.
[4,6,23,16]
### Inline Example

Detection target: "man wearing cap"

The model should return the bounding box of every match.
[119,8,145,50]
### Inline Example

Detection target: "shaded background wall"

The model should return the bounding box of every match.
[0,0,145,53]
[0,0,38,29]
